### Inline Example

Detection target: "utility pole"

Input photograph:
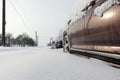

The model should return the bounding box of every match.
[35,31,38,46]
[2,0,6,46]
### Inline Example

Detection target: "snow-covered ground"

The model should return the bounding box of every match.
[0,47,120,80]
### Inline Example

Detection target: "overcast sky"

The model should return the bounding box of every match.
[0,0,90,46]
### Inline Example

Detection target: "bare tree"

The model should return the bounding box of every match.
[6,33,14,47]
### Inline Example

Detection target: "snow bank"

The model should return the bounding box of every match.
[94,0,120,17]
[0,47,21,53]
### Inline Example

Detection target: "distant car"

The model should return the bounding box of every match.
[63,0,120,54]
[55,29,63,48]
[51,39,62,49]
[51,40,56,49]
[51,29,63,49]
[55,40,63,48]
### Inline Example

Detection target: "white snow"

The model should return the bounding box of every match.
[67,0,120,26]
[94,0,120,17]
[69,12,85,26]
[0,47,120,80]
[66,0,90,26]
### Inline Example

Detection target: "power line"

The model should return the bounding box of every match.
[8,0,33,33]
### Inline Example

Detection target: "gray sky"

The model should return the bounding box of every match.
[0,0,90,46]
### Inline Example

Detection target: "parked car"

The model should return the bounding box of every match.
[63,0,120,54]
[55,29,63,48]
[51,40,56,49]
[51,39,62,49]
[51,29,63,49]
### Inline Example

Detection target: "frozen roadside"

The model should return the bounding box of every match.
[0,47,119,80]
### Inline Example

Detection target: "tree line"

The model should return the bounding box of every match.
[5,33,36,47]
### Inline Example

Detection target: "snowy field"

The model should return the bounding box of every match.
[0,47,120,80]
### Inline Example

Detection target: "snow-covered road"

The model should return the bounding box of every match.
[0,47,120,80]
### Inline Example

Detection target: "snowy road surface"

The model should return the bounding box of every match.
[0,47,120,80]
